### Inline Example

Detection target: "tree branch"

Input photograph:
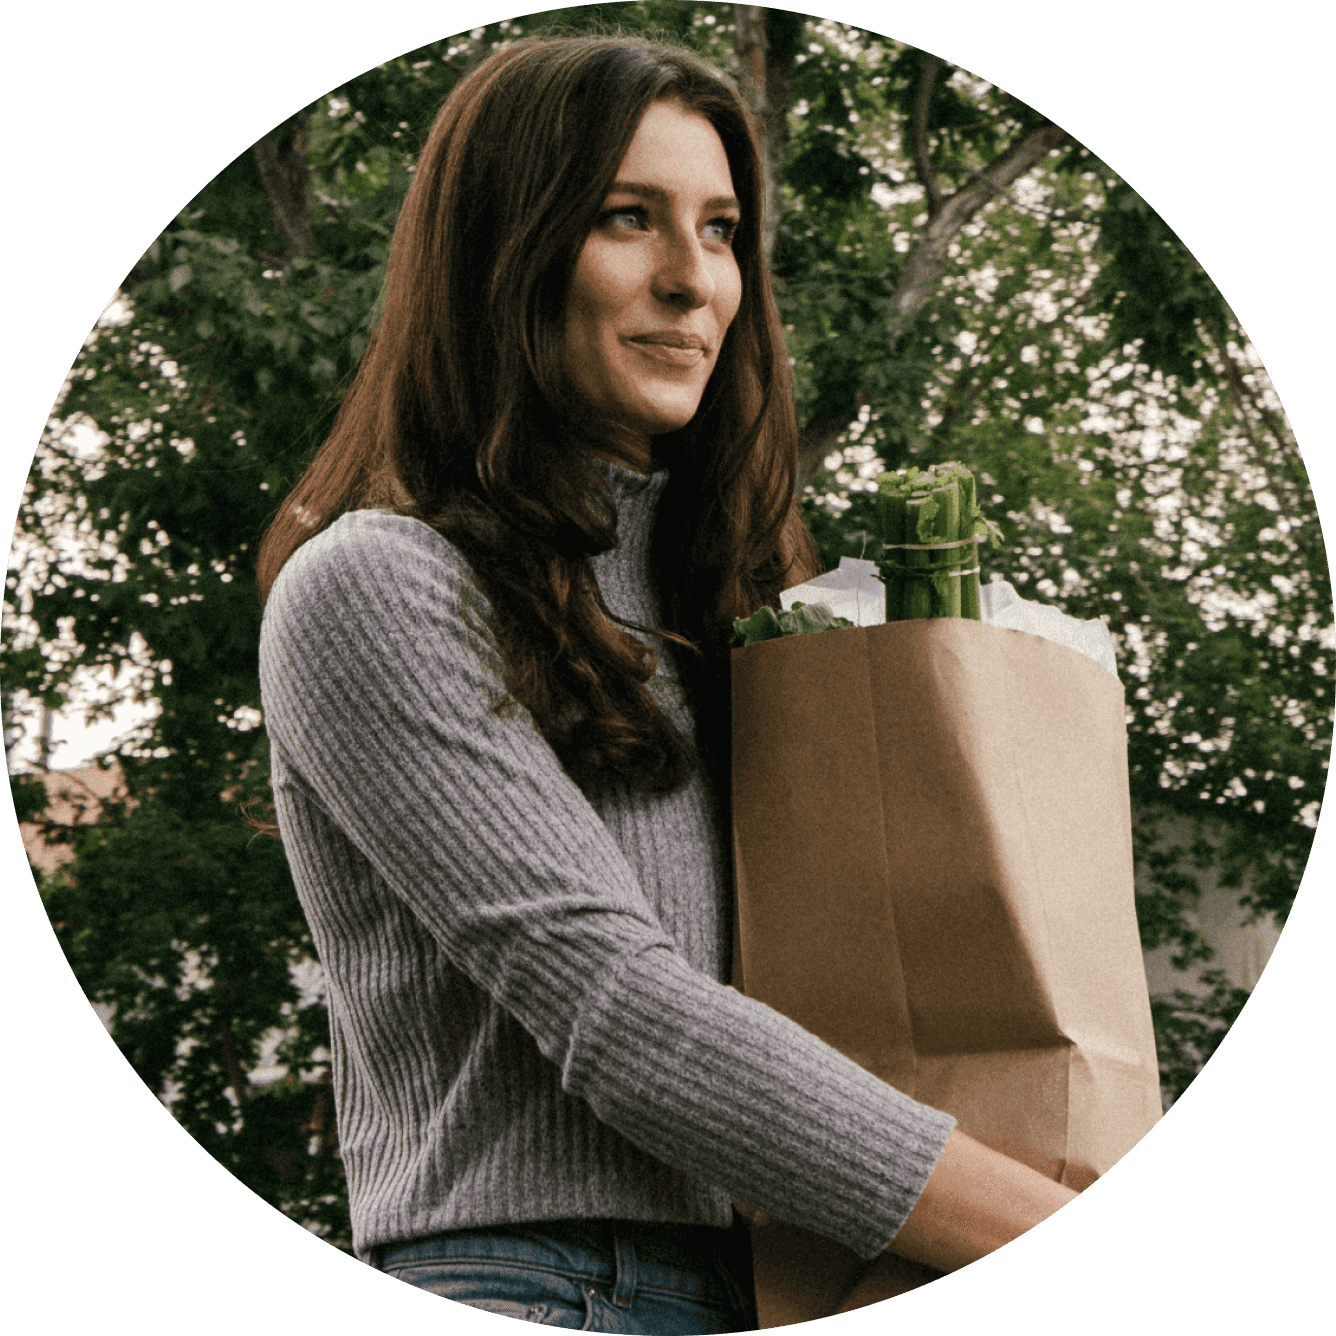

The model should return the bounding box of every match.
[795,121,1072,490]
[891,121,1071,324]
[1204,319,1322,573]
[912,56,944,218]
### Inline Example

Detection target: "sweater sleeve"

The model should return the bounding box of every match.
[259,512,954,1260]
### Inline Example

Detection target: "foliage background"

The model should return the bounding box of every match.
[5,2,1330,1250]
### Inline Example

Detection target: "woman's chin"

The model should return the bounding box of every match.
[625,395,707,440]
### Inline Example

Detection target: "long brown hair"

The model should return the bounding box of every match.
[257,34,818,793]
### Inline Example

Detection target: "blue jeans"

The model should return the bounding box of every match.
[379,1218,757,1333]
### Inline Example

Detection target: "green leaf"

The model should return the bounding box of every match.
[733,602,854,646]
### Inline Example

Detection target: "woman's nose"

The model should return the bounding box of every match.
[651,231,714,309]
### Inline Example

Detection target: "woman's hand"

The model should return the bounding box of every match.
[887,1128,1079,1273]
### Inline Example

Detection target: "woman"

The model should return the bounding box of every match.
[257,34,1073,1333]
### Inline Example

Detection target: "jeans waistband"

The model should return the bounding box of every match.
[379,1217,753,1312]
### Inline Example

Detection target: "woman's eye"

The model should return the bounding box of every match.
[703,217,739,245]
[602,207,647,231]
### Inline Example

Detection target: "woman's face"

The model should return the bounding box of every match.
[562,98,744,469]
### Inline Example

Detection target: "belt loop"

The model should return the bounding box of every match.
[611,1225,637,1309]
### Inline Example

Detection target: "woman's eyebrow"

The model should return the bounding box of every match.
[606,180,740,213]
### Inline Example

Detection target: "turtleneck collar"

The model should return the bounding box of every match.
[591,456,668,626]
[594,453,669,502]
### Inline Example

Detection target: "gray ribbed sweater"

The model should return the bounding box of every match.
[259,462,955,1265]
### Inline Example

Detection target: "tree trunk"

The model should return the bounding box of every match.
[252,116,315,261]
[733,5,793,264]
[219,1015,252,1107]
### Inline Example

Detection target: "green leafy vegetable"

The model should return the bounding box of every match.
[733,601,854,646]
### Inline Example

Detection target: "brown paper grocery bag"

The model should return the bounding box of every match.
[731,618,1162,1326]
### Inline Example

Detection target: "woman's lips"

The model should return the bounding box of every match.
[627,333,708,368]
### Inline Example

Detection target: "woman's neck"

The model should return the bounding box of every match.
[585,419,654,475]
[592,438,653,476]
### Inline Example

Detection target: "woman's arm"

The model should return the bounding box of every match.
[260,511,954,1260]
[890,1127,1078,1272]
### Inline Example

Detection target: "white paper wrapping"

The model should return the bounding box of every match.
[780,557,887,626]
[781,561,1119,679]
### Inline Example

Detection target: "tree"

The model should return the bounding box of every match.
[4,3,1327,1238]
[753,14,1327,959]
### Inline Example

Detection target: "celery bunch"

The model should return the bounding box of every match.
[876,462,1002,621]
